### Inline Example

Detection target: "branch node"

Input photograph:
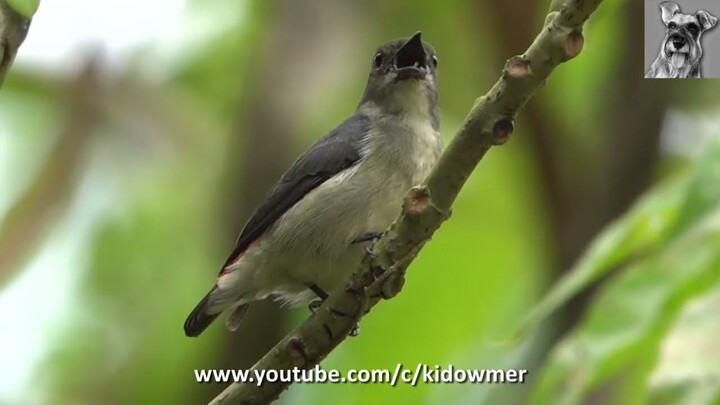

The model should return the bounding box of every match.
[504,56,532,79]
[286,337,309,367]
[380,270,406,300]
[371,263,385,279]
[344,280,365,298]
[492,119,515,145]
[544,11,559,27]
[564,31,584,59]
[323,323,334,340]
[403,186,431,215]
[329,307,349,318]
[360,268,376,287]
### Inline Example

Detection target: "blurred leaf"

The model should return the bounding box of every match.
[531,205,720,404]
[526,138,720,404]
[518,138,720,337]
[5,0,38,18]
[45,175,222,404]
[648,284,720,405]
[516,177,683,337]
[668,140,720,237]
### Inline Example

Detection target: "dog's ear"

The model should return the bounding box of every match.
[660,2,680,25]
[697,10,718,31]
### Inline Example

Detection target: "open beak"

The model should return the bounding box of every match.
[395,32,427,80]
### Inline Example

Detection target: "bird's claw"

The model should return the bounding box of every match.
[352,231,384,258]
[351,231,384,244]
[309,299,322,314]
[364,243,378,258]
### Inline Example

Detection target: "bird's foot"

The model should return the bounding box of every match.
[308,282,361,335]
[309,299,322,314]
[351,231,384,244]
[307,283,328,314]
[351,231,384,258]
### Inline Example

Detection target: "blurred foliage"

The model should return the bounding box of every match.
[5,0,39,18]
[1,0,720,404]
[529,137,720,404]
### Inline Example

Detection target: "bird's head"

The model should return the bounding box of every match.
[359,32,439,125]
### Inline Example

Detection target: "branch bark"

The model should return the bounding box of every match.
[0,0,32,87]
[0,58,99,285]
[210,1,604,403]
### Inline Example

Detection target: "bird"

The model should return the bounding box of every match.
[184,32,442,337]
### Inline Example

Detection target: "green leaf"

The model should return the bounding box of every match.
[517,138,720,338]
[648,284,720,405]
[6,0,40,18]
[669,140,720,237]
[531,205,720,405]
[514,178,684,338]
[522,138,720,403]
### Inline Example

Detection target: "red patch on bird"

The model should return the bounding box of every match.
[220,240,257,275]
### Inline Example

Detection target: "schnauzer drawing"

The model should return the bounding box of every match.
[646,1,718,78]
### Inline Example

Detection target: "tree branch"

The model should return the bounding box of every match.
[210,1,603,403]
[0,0,32,87]
[0,58,100,285]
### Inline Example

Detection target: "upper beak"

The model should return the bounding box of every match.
[395,32,427,80]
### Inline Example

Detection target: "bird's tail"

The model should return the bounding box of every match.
[184,288,223,337]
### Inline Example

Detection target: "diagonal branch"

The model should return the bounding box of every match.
[210,1,604,403]
[0,0,32,87]
[0,59,100,285]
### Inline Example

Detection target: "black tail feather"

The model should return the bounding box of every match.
[184,290,221,337]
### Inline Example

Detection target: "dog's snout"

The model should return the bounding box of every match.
[670,34,686,49]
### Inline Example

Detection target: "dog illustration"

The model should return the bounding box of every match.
[646,2,718,78]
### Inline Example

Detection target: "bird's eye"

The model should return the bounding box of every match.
[373,53,383,68]
[431,55,438,68]
[668,22,677,29]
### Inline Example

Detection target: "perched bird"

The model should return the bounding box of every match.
[184,32,442,337]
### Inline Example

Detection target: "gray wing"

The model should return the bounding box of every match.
[221,114,371,270]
